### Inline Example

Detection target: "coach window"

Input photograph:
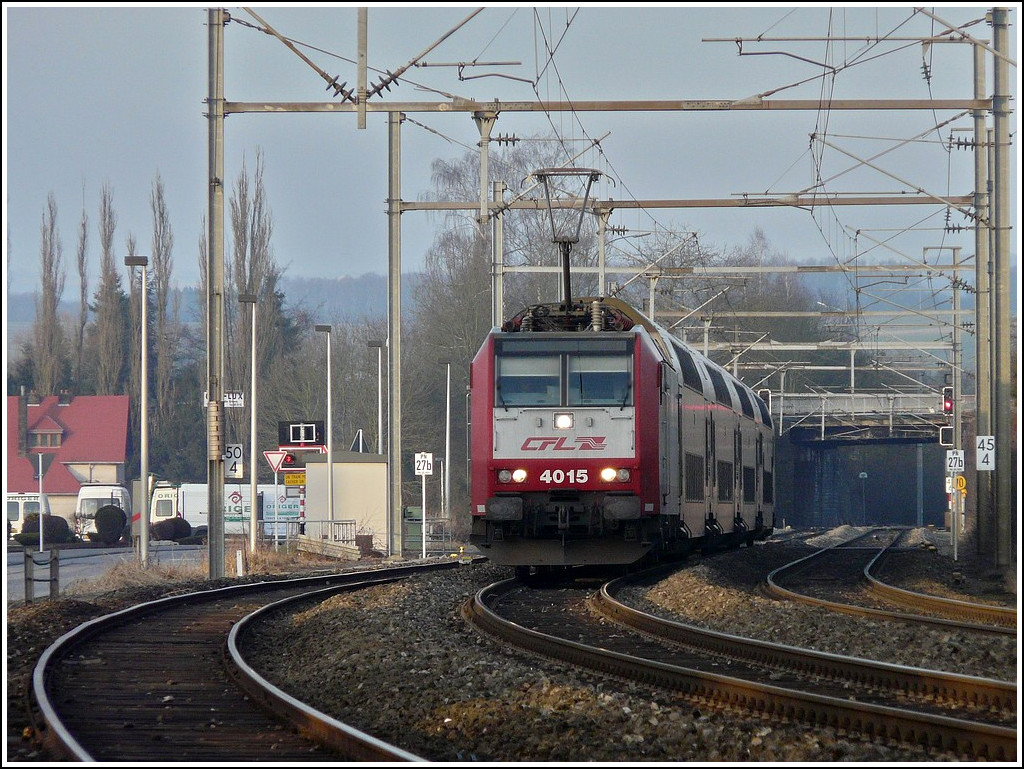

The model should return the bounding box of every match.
[676,346,704,392]
[496,355,561,407]
[734,385,756,420]
[567,354,632,406]
[706,366,732,407]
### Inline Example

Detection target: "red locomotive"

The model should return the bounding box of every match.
[469,296,775,576]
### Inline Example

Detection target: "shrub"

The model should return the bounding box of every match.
[150,517,192,542]
[17,513,73,544]
[94,505,127,545]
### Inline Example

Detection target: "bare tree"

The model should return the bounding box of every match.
[150,173,178,426]
[92,184,126,394]
[74,201,89,388]
[226,148,287,456]
[32,193,66,395]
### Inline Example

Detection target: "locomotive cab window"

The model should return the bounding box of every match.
[567,355,632,406]
[495,337,634,408]
[496,356,560,406]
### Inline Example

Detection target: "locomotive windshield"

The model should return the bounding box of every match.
[567,355,631,406]
[495,338,633,408]
[496,355,561,406]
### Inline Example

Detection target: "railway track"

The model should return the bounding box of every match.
[463,560,1016,760]
[766,527,1016,635]
[31,562,459,762]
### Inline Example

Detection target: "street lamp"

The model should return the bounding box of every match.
[440,359,451,520]
[315,324,335,533]
[125,254,149,566]
[239,293,258,553]
[367,340,385,454]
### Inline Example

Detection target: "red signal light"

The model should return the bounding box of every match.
[282,452,298,467]
[941,387,954,415]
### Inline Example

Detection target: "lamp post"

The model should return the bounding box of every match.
[125,255,150,566]
[315,324,335,534]
[37,452,44,551]
[239,293,258,553]
[440,359,451,521]
[367,340,384,454]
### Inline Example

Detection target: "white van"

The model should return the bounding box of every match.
[7,493,51,537]
[150,481,181,523]
[74,484,131,537]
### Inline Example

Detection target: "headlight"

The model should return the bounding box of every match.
[498,469,512,483]
[512,469,527,483]
[553,412,574,430]
[600,467,631,482]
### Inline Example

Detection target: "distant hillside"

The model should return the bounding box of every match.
[5,267,1015,344]
[5,273,424,342]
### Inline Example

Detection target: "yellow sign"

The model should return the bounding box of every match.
[284,472,306,487]
[955,475,966,491]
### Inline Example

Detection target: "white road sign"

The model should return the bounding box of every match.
[414,452,433,476]
[945,449,965,474]
[264,449,288,473]
[976,435,995,471]
[203,390,245,408]
[225,443,244,479]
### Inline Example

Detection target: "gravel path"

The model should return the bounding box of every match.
[6,526,1017,763]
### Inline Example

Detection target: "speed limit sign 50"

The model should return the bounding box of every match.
[224,443,244,479]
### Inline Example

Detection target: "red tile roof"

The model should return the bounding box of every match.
[5,395,129,495]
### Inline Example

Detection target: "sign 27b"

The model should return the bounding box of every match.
[945,449,965,473]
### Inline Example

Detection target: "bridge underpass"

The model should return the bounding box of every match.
[769,392,962,531]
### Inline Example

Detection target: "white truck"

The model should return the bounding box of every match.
[74,483,132,537]
[149,482,303,536]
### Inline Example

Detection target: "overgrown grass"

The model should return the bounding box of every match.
[62,538,343,597]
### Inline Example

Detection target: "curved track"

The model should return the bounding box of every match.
[765,528,1016,635]
[463,569,1016,761]
[32,563,458,762]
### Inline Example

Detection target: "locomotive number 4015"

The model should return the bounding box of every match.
[539,468,589,484]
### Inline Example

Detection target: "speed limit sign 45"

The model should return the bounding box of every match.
[976,435,995,471]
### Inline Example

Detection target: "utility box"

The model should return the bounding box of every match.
[304,451,387,552]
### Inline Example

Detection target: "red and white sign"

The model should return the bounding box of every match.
[264,450,289,473]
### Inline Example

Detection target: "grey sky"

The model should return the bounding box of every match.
[3,4,1017,300]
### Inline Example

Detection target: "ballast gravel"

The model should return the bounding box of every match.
[242,527,1016,763]
[6,526,1017,763]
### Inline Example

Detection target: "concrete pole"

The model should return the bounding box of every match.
[972,40,993,559]
[206,8,226,579]
[990,7,1012,570]
[388,112,404,558]
[491,181,505,327]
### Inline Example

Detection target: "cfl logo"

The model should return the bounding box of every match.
[521,436,607,451]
